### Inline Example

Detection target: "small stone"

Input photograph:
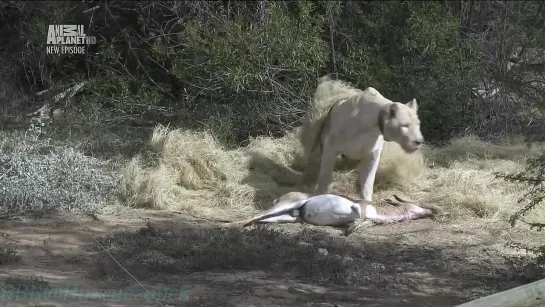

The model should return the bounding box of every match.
[523,263,538,280]
[318,248,329,256]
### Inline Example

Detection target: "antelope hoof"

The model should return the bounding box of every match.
[221,222,244,230]
[384,195,410,207]
[343,224,359,236]
[343,220,370,236]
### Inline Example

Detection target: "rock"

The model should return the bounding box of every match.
[318,248,329,256]
[522,262,539,281]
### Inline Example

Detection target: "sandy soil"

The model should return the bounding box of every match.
[0,209,540,307]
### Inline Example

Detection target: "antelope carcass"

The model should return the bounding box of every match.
[221,192,437,236]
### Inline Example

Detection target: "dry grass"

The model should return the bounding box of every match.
[117,124,545,224]
[0,129,120,216]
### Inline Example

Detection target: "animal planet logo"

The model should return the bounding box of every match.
[46,25,96,55]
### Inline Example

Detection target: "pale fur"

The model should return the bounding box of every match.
[298,76,424,201]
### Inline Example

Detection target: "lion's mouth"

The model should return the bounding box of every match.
[403,144,421,153]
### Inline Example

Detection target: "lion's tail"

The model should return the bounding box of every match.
[298,111,326,161]
[298,78,334,160]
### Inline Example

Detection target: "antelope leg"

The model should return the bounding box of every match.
[382,195,437,219]
[222,213,302,229]
[365,203,433,224]
[255,214,300,224]
[343,221,361,236]
[341,220,375,236]
[221,219,257,229]
[221,199,308,229]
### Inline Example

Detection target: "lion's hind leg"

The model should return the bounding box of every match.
[314,141,337,195]
[301,153,322,187]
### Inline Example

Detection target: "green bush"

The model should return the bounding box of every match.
[334,1,480,140]
[176,1,328,143]
[1,1,534,145]
[498,152,545,266]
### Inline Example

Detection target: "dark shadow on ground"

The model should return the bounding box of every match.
[82,221,526,306]
[240,151,305,210]
[241,151,365,210]
[2,212,538,306]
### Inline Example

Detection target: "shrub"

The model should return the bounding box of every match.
[0,126,119,216]
[499,152,545,266]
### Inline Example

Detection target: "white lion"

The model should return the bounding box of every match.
[298,76,424,201]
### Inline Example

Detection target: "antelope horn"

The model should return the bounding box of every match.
[383,198,399,206]
[392,194,411,203]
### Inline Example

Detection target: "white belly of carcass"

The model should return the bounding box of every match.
[301,194,361,226]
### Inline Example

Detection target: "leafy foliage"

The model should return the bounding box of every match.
[0,0,488,145]
[498,154,545,230]
[176,1,328,142]
[496,151,545,266]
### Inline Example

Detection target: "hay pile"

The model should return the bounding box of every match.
[118,124,301,218]
[118,124,424,219]
[118,124,544,222]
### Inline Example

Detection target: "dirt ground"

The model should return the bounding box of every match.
[1,207,542,307]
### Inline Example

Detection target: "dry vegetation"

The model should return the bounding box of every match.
[118,124,545,225]
[1,122,544,306]
[0,127,120,217]
[2,1,545,305]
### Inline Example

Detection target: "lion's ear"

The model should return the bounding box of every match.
[388,104,398,119]
[406,98,418,111]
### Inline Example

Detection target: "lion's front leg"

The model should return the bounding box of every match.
[314,142,337,195]
[357,143,383,202]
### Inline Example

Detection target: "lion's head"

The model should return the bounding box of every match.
[380,99,424,153]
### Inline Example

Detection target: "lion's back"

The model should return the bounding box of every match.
[298,78,393,159]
